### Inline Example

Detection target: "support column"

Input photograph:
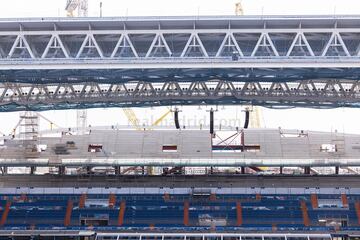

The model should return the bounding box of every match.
[109,193,116,209]
[310,193,318,209]
[0,201,11,226]
[115,166,121,175]
[236,201,243,226]
[300,200,310,227]
[58,166,65,175]
[355,202,360,225]
[118,201,126,226]
[304,167,310,175]
[209,108,215,135]
[341,194,349,208]
[256,193,261,201]
[210,193,216,201]
[64,200,73,226]
[279,166,283,174]
[141,166,145,175]
[79,193,87,209]
[243,109,250,129]
[183,200,189,226]
[174,108,180,129]
[30,166,36,175]
[335,166,339,175]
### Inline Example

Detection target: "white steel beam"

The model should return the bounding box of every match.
[251,33,279,57]
[216,33,243,57]
[111,34,138,58]
[8,35,36,59]
[76,34,104,58]
[286,33,315,57]
[145,33,172,58]
[41,35,70,59]
[0,60,360,70]
[181,33,209,58]
[322,32,350,57]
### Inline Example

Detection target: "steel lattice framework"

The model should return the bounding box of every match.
[1,16,360,110]
[2,79,360,111]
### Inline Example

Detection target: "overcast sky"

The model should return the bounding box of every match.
[1,0,360,17]
[0,0,360,135]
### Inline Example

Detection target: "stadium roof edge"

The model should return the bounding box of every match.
[1,15,360,22]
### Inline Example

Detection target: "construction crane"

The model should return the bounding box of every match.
[11,113,61,138]
[65,0,89,134]
[123,108,172,131]
[235,1,263,129]
[122,108,172,176]
[65,0,88,17]
[235,1,244,15]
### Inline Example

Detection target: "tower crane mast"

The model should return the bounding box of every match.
[65,0,88,17]
[235,1,263,129]
[65,0,89,134]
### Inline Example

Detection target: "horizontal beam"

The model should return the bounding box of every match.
[1,59,360,70]
[96,233,332,238]
[0,79,359,111]
[0,157,359,167]
[0,175,359,189]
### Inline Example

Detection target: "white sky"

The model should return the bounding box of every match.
[2,0,360,17]
[1,0,360,135]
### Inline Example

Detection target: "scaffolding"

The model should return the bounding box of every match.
[19,111,39,158]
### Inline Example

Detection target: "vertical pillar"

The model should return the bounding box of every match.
[174,109,180,129]
[300,200,310,227]
[210,193,216,201]
[209,109,214,135]
[118,201,126,226]
[79,193,87,209]
[183,200,189,226]
[310,193,318,209]
[58,166,65,175]
[355,202,360,225]
[0,201,11,226]
[236,201,243,226]
[256,193,261,201]
[64,200,73,226]
[341,194,348,208]
[115,166,121,175]
[109,193,116,209]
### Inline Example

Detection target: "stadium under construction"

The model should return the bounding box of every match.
[1,5,360,240]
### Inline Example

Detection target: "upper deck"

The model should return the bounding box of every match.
[1,16,360,110]
[1,128,360,167]
[0,15,360,76]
